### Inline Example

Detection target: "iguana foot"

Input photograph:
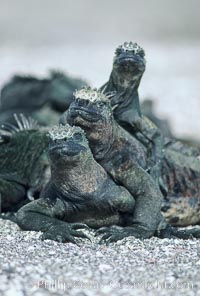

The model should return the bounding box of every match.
[155,225,200,239]
[41,222,90,244]
[96,225,153,244]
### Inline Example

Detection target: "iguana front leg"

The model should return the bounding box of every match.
[112,163,163,239]
[133,116,167,195]
[17,197,89,244]
[97,216,200,243]
[134,116,163,179]
[111,91,165,192]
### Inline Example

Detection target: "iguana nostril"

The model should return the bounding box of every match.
[78,99,86,106]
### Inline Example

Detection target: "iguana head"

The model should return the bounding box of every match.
[67,87,113,126]
[66,88,114,142]
[112,41,146,87]
[48,124,90,165]
[49,121,107,195]
[64,88,115,159]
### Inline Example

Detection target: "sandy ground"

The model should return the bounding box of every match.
[0,219,200,296]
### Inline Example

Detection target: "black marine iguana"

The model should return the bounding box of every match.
[60,88,200,229]
[0,114,48,212]
[100,41,164,186]
[0,71,88,126]
[100,41,200,196]
[17,124,136,243]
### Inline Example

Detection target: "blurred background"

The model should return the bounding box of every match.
[0,0,200,139]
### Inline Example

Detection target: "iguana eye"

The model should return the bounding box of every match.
[115,48,122,56]
[96,101,104,108]
[73,133,82,141]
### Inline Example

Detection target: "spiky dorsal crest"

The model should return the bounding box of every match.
[13,114,38,131]
[0,114,38,143]
[11,75,41,83]
[115,41,145,58]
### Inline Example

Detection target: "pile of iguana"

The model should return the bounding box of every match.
[60,88,200,228]
[0,41,200,244]
[0,111,199,243]
[17,124,200,243]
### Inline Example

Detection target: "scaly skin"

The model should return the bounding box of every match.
[17,124,136,243]
[0,115,48,212]
[17,122,200,243]
[161,149,200,225]
[0,71,88,126]
[141,99,173,138]
[100,41,164,187]
[60,88,200,229]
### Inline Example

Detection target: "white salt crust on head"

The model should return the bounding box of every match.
[74,88,109,103]
[48,124,85,141]
[115,41,146,60]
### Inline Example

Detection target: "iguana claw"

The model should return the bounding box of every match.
[41,222,90,244]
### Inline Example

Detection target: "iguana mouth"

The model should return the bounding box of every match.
[114,56,145,74]
[117,55,138,63]
[69,107,101,122]
[49,142,87,156]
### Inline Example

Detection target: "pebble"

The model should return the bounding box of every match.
[0,218,200,296]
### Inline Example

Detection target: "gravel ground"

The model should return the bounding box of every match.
[0,219,200,296]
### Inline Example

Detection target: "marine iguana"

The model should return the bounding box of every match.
[0,114,48,212]
[60,88,200,228]
[100,41,164,186]
[100,41,200,195]
[0,71,88,126]
[17,124,136,243]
